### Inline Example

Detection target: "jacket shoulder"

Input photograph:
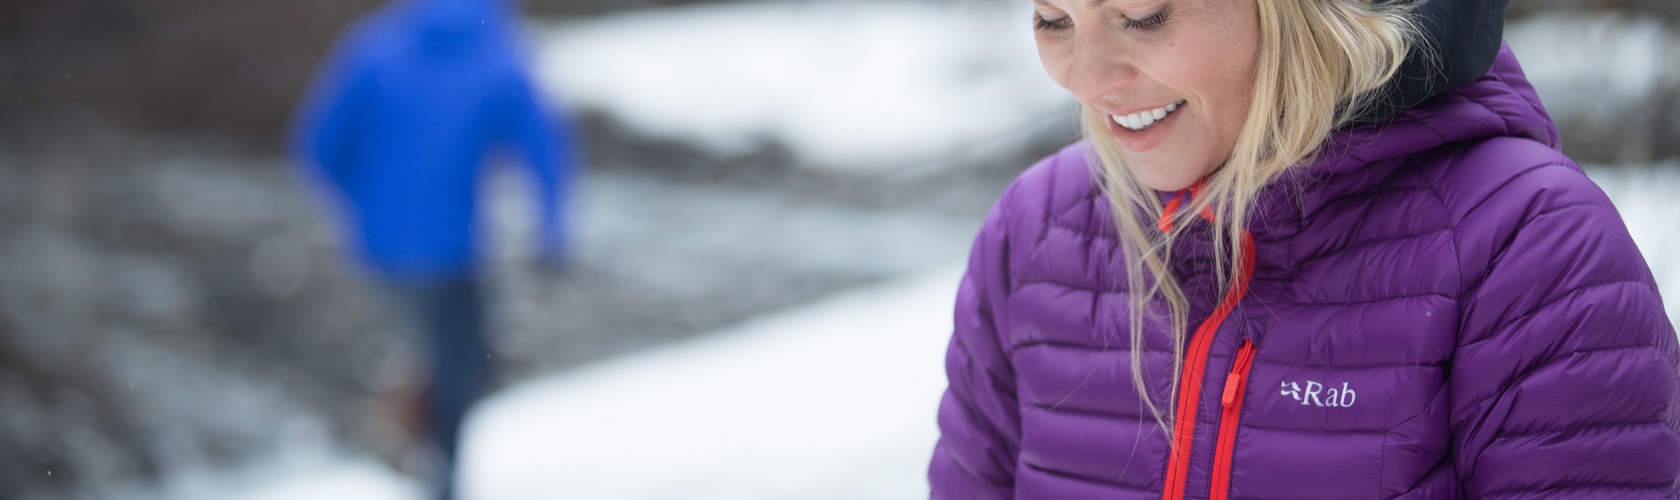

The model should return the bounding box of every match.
[991,142,1111,245]
[1417,136,1639,293]
[1424,137,1585,223]
[971,141,1127,301]
[1423,136,1665,337]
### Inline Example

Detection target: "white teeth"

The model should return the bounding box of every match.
[1113,100,1186,131]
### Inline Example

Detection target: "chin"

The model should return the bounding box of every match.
[1125,158,1205,192]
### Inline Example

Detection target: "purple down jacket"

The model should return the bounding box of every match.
[930,45,1680,498]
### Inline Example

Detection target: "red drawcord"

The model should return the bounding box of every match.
[1157,178,1215,233]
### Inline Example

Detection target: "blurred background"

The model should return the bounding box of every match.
[0,0,1676,498]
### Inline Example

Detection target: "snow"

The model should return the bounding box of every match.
[198,461,420,500]
[531,1,1071,174]
[484,167,980,299]
[156,261,963,500]
[1505,12,1678,121]
[129,455,420,500]
[457,263,963,499]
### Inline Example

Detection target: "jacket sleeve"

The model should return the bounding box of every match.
[1449,160,1680,498]
[495,67,574,262]
[929,199,1022,499]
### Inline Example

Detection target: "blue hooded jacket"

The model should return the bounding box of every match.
[291,0,574,279]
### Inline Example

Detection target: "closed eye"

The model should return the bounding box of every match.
[1034,12,1072,31]
[1123,8,1169,30]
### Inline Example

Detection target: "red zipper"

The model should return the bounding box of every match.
[1161,232,1256,500]
[1210,338,1257,500]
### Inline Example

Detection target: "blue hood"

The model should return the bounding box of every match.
[289,0,576,278]
[387,0,516,58]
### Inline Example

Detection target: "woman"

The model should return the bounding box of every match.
[929,0,1680,498]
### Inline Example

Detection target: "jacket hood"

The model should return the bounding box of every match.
[1358,0,1512,122]
[381,0,516,57]
[1244,42,1560,235]
[1318,43,1559,177]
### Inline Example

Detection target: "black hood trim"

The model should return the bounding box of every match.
[1357,0,1510,122]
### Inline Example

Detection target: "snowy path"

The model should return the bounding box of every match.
[460,264,961,499]
[192,264,962,500]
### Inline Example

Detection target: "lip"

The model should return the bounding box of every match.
[1105,102,1182,153]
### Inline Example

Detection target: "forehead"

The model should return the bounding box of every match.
[1033,0,1110,7]
[1034,0,1175,10]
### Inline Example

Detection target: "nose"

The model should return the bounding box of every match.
[1065,31,1139,107]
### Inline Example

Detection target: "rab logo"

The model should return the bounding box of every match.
[1280,381,1356,407]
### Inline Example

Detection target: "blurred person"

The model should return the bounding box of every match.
[931,0,1680,498]
[289,0,575,497]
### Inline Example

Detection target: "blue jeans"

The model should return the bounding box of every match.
[383,276,488,500]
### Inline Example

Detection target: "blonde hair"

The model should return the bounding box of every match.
[1084,0,1417,435]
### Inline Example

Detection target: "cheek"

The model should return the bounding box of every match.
[1167,44,1253,133]
[1192,20,1259,133]
[1206,51,1257,135]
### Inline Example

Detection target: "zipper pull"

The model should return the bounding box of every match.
[1222,339,1256,407]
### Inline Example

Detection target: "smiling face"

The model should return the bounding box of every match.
[1032,0,1260,191]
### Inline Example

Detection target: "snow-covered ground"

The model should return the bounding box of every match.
[532,1,1070,174]
[149,263,961,500]
[459,264,962,500]
[131,456,420,500]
